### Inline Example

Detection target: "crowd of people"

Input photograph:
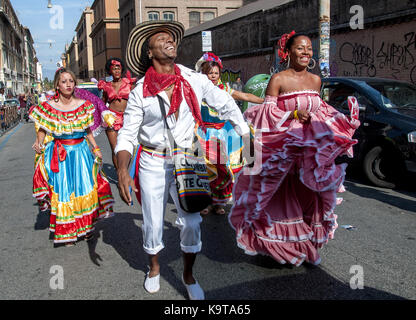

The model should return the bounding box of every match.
[28,21,359,300]
[0,82,49,134]
[0,85,19,133]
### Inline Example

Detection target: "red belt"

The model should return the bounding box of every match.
[204,122,225,129]
[51,138,85,173]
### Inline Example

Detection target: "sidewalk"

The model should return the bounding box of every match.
[0,120,22,138]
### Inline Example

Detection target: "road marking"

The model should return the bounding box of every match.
[0,123,23,152]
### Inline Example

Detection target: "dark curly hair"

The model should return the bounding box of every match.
[285,33,311,51]
[140,38,153,75]
[105,57,126,75]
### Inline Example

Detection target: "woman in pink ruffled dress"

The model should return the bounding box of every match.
[229,32,360,266]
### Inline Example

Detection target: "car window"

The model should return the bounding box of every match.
[77,86,102,99]
[321,82,374,114]
[367,82,416,109]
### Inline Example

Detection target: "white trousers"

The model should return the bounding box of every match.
[139,151,203,255]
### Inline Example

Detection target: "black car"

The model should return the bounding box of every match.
[321,77,416,188]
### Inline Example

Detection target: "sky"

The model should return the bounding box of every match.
[11,0,95,80]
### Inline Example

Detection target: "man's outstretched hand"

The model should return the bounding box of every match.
[117,168,137,206]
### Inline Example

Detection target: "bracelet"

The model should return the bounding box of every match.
[293,110,299,120]
[92,147,101,153]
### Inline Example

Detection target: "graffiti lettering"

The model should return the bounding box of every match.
[339,32,416,83]
[339,39,376,77]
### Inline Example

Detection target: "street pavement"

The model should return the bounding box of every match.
[0,121,415,301]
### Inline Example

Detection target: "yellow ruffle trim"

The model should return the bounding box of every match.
[50,185,99,224]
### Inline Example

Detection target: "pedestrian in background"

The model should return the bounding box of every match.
[30,67,114,246]
[0,83,5,107]
[229,31,360,266]
[232,77,244,109]
[115,21,250,299]
[19,93,27,121]
[195,53,263,215]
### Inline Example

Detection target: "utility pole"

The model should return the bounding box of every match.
[319,0,330,78]
[139,0,142,23]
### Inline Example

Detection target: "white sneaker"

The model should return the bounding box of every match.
[144,272,160,293]
[182,275,205,300]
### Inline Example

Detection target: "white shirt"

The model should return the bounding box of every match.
[114,64,250,156]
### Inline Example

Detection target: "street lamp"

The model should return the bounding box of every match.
[47,0,53,9]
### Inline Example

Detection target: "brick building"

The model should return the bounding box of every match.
[75,7,94,81]
[176,0,416,85]
[90,0,122,80]
[66,36,79,79]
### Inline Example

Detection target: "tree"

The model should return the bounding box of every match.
[42,77,53,91]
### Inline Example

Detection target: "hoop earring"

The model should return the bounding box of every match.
[307,58,316,70]
[286,56,291,69]
[53,88,60,102]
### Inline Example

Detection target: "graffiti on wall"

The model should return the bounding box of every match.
[338,32,416,83]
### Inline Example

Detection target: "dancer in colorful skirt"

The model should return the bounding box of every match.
[98,58,136,170]
[229,31,360,266]
[195,53,263,215]
[31,68,114,246]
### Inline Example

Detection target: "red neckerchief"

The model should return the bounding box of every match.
[143,65,204,128]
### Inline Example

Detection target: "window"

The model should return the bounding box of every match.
[148,11,159,21]
[321,82,373,115]
[203,12,215,22]
[189,11,201,28]
[163,11,175,21]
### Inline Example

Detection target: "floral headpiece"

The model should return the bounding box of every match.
[55,67,66,73]
[277,30,296,64]
[110,60,122,71]
[195,52,223,72]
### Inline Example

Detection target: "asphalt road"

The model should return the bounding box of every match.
[1,121,415,301]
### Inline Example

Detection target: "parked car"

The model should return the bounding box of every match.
[5,98,20,109]
[321,77,416,188]
[76,82,102,99]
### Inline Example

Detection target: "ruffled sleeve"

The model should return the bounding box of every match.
[224,82,235,96]
[29,100,95,136]
[244,95,292,132]
[125,70,137,85]
[97,80,106,91]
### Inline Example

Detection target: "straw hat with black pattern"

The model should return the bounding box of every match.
[126,20,185,76]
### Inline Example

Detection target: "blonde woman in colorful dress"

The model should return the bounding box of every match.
[31,68,114,246]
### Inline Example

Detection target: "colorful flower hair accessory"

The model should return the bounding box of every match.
[277,30,296,64]
[195,52,223,72]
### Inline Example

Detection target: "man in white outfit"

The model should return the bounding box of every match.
[115,21,250,300]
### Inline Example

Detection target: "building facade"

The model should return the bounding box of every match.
[177,0,416,85]
[66,36,79,79]
[90,0,122,80]
[0,0,25,96]
[119,0,243,71]
[23,27,37,94]
[75,7,95,82]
